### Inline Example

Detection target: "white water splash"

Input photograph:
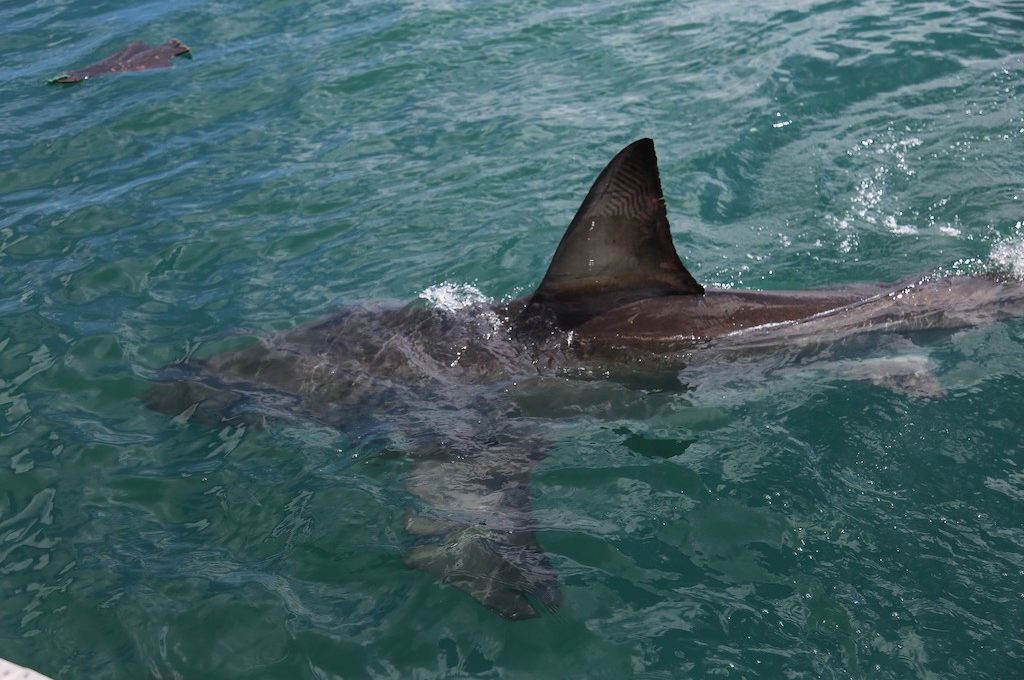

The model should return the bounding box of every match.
[884,215,918,235]
[419,282,506,342]
[989,221,1024,279]
[419,282,492,312]
[831,133,926,250]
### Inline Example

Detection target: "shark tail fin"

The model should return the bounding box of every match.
[525,138,703,327]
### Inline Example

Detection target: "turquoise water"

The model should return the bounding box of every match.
[3,0,1024,677]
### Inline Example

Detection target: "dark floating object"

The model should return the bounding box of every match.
[49,38,191,84]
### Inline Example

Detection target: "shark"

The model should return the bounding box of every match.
[144,138,1024,618]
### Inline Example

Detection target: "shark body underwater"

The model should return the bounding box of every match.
[145,138,1024,618]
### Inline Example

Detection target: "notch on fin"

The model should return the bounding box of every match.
[525,138,703,327]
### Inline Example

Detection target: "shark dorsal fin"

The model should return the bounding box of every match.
[526,138,703,326]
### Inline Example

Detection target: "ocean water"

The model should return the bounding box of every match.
[2,0,1024,677]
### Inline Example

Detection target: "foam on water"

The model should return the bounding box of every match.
[989,224,1024,279]
[419,281,506,341]
[418,282,492,312]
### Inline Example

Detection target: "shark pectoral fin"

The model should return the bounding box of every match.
[524,138,703,328]
[838,355,947,399]
[869,370,946,399]
[404,441,561,618]
[403,523,562,620]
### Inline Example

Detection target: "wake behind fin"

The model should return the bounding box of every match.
[525,138,703,327]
